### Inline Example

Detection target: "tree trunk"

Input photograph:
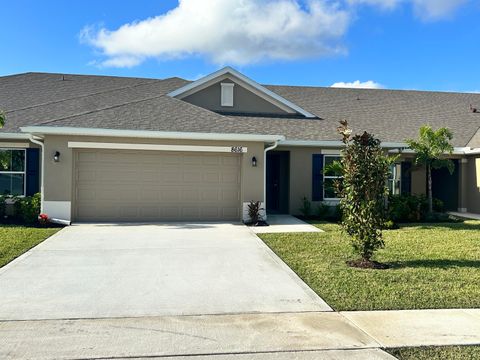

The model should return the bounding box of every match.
[428,164,433,213]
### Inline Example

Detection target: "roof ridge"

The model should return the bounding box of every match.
[10,71,165,81]
[465,124,480,147]
[5,81,161,114]
[266,83,480,96]
[36,90,228,127]
[34,93,169,126]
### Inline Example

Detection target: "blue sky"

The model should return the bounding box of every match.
[1,0,479,92]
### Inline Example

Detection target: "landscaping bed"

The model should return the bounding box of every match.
[259,221,480,311]
[0,225,61,268]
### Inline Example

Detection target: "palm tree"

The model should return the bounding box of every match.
[406,125,454,213]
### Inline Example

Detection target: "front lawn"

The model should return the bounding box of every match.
[259,221,480,311]
[388,346,480,360]
[0,226,61,268]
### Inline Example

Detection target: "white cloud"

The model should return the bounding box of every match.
[412,0,468,20]
[331,80,384,89]
[81,0,350,67]
[347,0,468,20]
[347,0,399,10]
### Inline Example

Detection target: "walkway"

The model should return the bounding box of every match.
[1,309,479,359]
[449,211,480,220]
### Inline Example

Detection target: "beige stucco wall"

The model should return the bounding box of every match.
[42,135,265,221]
[183,79,288,115]
[466,156,480,213]
[276,146,342,215]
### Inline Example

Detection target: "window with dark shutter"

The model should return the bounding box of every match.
[312,154,324,201]
[401,161,412,195]
[26,148,40,196]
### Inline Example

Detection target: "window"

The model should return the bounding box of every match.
[221,83,234,107]
[388,163,401,195]
[323,155,342,200]
[0,149,26,196]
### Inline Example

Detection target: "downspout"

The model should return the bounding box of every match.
[29,134,71,226]
[263,141,279,220]
[29,135,45,213]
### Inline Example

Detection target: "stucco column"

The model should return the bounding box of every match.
[458,158,468,213]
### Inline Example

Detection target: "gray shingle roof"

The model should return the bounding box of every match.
[1,72,480,147]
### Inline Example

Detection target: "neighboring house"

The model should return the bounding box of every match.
[0,67,479,223]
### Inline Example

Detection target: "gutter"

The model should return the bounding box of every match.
[279,140,410,149]
[465,149,480,155]
[263,141,279,220]
[0,133,32,140]
[20,126,285,143]
[279,140,478,155]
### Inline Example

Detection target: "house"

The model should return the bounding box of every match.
[0,67,479,223]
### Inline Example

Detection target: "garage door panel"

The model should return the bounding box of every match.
[163,154,182,165]
[222,156,241,166]
[162,170,183,183]
[74,150,242,222]
[183,171,203,183]
[223,207,241,218]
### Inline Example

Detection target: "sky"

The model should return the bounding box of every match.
[1,0,479,92]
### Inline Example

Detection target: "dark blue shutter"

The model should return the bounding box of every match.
[26,148,40,196]
[401,161,412,195]
[312,154,324,201]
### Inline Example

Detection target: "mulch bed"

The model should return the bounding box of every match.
[346,259,390,269]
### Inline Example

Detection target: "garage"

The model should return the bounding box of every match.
[73,149,242,222]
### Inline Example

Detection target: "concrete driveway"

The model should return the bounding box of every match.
[0,223,330,320]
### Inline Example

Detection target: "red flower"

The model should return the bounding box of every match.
[38,213,49,220]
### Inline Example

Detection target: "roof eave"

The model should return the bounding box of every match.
[0,132,33,140]
[20,126,285,143]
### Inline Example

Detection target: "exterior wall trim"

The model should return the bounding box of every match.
[21,126,285,143]
[68,142,248,153]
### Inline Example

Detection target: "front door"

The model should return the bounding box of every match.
[266,151,290,214]
[431,160,459,211]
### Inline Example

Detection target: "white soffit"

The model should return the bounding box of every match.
[168,66,316,118]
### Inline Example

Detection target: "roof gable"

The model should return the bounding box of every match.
[168,67,316,118]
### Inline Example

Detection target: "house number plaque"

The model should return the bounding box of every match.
[231,146,243,153]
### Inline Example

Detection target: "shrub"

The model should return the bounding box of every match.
[299,196,312,217]
[424,212,461,223]
[246,200,264,225]
[0,196,6,220]
[14,193,41,225]
[388,194,446,223]
[336,120,394,264]
[329,204,342,223]
[383,220,399,230]
[315,203,330,220]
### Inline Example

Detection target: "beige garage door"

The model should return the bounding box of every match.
[74,150,242,222]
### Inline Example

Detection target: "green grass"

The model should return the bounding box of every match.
[259,221,480,311]
[0,226,61,268]
[388,346,480,359]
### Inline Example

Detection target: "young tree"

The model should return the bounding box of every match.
[336,120,394,268]
[0,110,5,128]
[405,125,454,213]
